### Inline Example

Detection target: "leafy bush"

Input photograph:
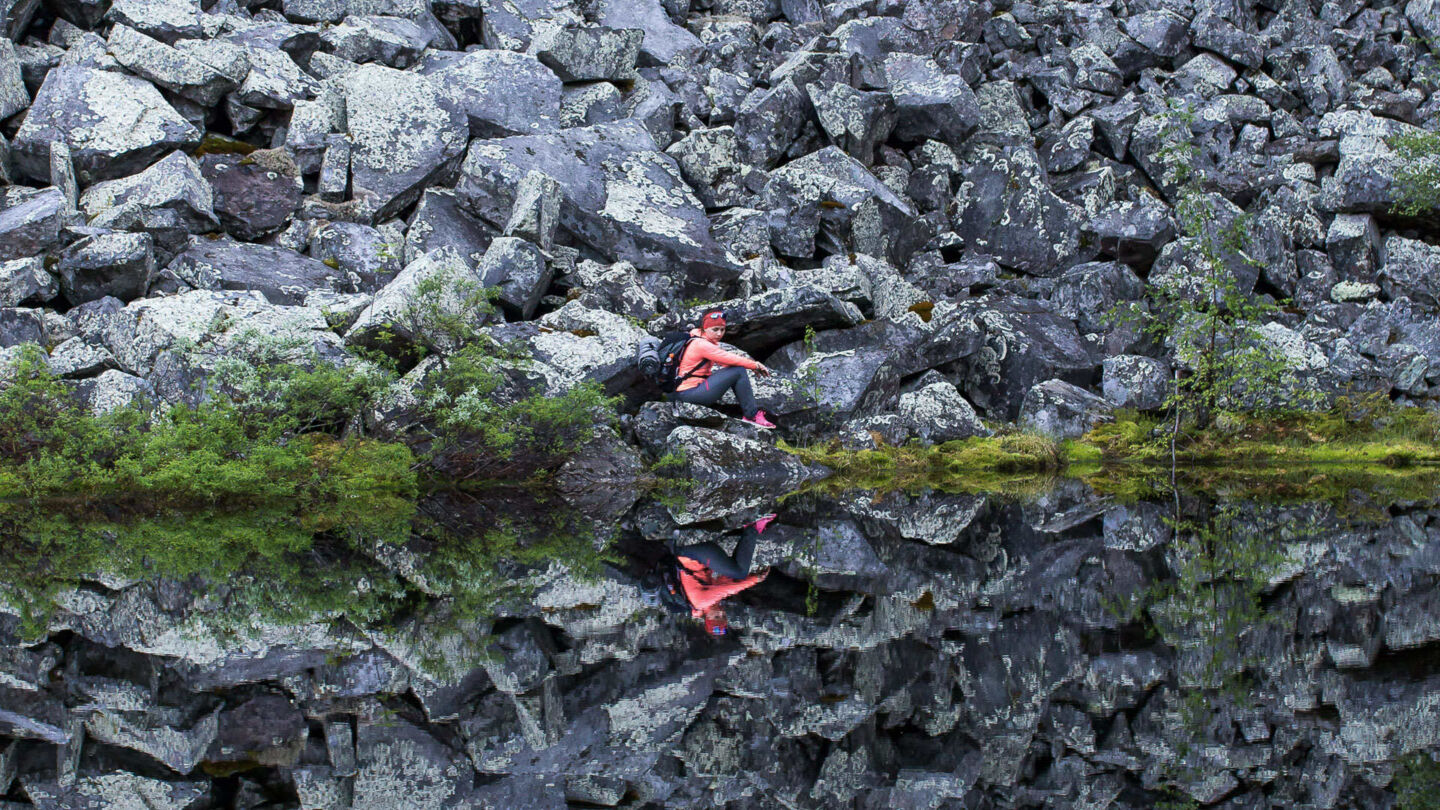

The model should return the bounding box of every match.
[1389,130,1440,219]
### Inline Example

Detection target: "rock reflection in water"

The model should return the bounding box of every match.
[0,484,1437,808]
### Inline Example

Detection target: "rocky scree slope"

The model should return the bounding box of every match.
[0,0,1438,805]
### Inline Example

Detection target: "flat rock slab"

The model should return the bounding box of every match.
[665,425,817,524]
[166,239,352,306]
[13,67,199,184]
[458,121,736,279]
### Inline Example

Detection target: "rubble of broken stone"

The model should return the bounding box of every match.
[0,0,1439,803]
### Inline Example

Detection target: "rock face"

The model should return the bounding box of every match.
[0,0,1438,803]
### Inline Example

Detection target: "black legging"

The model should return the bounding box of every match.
[675,524,759,579]
[669,366,761,419]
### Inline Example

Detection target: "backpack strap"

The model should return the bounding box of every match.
[670,337,711,391]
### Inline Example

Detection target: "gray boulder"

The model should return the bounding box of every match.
[46,337,117,378]
[78,151,219,258]
[664,425,816,524]
[353,721,474,810]
[478,0,583,51]
[346,247,491,356]
[341,64,469,221]
[1380,236,1440,309]
[199,150,303,241]
[106,24,236,108]
[896,380,990,443]
[762,146,917,264]
[320,14,430,67]
[0,187,66,262]
[0,38,27,122]
[664,127,753,208]
[1080,199,1176,268]
[1101,355,1170,410]
[69,369,157,415]
[955,297,1101,420]
[166,238,353,306]
[0,257,56,306]
[1326,213,1384,284]
[57,231,155,305]
[953,144,1082,277]
[208,695,306,767]
[478,236,550,319]
[312,221,405,292]
[594,0,701,66]
[12,67,199,184]
[0,307,49,347]
[20,772,207,810]
[1020,379,1115,439]
[733,77,810,169]
[570,260,658,321]
[405,188,497,268]
[503,171,563,251]
[1047,261,1145,336]
[807,82,896,166]
[534,25,642,81]
[883,54,980,146]
[425,50,562,137]
[457,121,736,279]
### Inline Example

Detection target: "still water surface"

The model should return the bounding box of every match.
[0,482,1436,808]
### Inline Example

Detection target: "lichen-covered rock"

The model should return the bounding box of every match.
[664,425,816,523]
[807,82,896,166]
[345,247,491,356]
[341,64,468,221]
[106,24,235,108]
[78,151,219,258]
[0,257,57,307]
[594,0,701,66]
[312,221,404,292]
[0,187,66,262]
[353,721,474,810]
[478,235,550,319]
[13,67,199,184]
[1379,236,1440,309]
[69,369,157,415]
[895,380,990,443]
[165,238,352,306]
[1019,379,1115,439]
[425,50,562,137]
[883,53,980,146]
[953,144,1082,277]
[199,149,303,241]
[458,121,736,279]
[533,25,642,82]
[320,14,430,67]
[21,772,208,810]
[1101,355,1170,410]
[404,188,498,268]
[57,231,155,305]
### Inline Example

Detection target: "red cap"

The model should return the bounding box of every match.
[702,606,728,635]
[701,310,726,330]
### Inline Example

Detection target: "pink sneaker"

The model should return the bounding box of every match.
[752,513,777,534]
[744,410,777,430]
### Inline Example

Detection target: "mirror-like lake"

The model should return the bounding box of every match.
[1,482,1437,809]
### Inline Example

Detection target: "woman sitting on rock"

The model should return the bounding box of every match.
[644,514,776,636]
[670,310,777,429]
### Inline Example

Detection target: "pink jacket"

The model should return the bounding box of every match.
[676,557,764,615]
[675,329,760,392]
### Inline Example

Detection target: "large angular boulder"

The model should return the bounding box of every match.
[404,188,498,267]
[457,121,736,279]
[526,300,650,392]
[165,238,354,306]
[424,50,562,137]
[57,231,155,305]
[1020,379,1114,439]
[477,236,550,319]
[312,221,405,292]
[594,0,701,66]
[533,25,642,81]
[78,151,219,258]
[0,187,67,262]
[106,24,235,107]
[20,772,207,810]
[341,64,469,221]
[883,53,980,146]
[199,149,303,241]
[1380,236,1440,309]
[895,380,991,443]
[955,297,1102,420]
[664,425,817,523]
[953,144,1083,277]
[657,285,864,357]
[319,14,431,68]
[345,247,491,356]
[13,67,199,184]
[1101,355,1170,410]
[762,146,917,263]
[353,721,474,810]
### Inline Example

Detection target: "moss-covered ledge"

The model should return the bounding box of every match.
[783,400,1440,501]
